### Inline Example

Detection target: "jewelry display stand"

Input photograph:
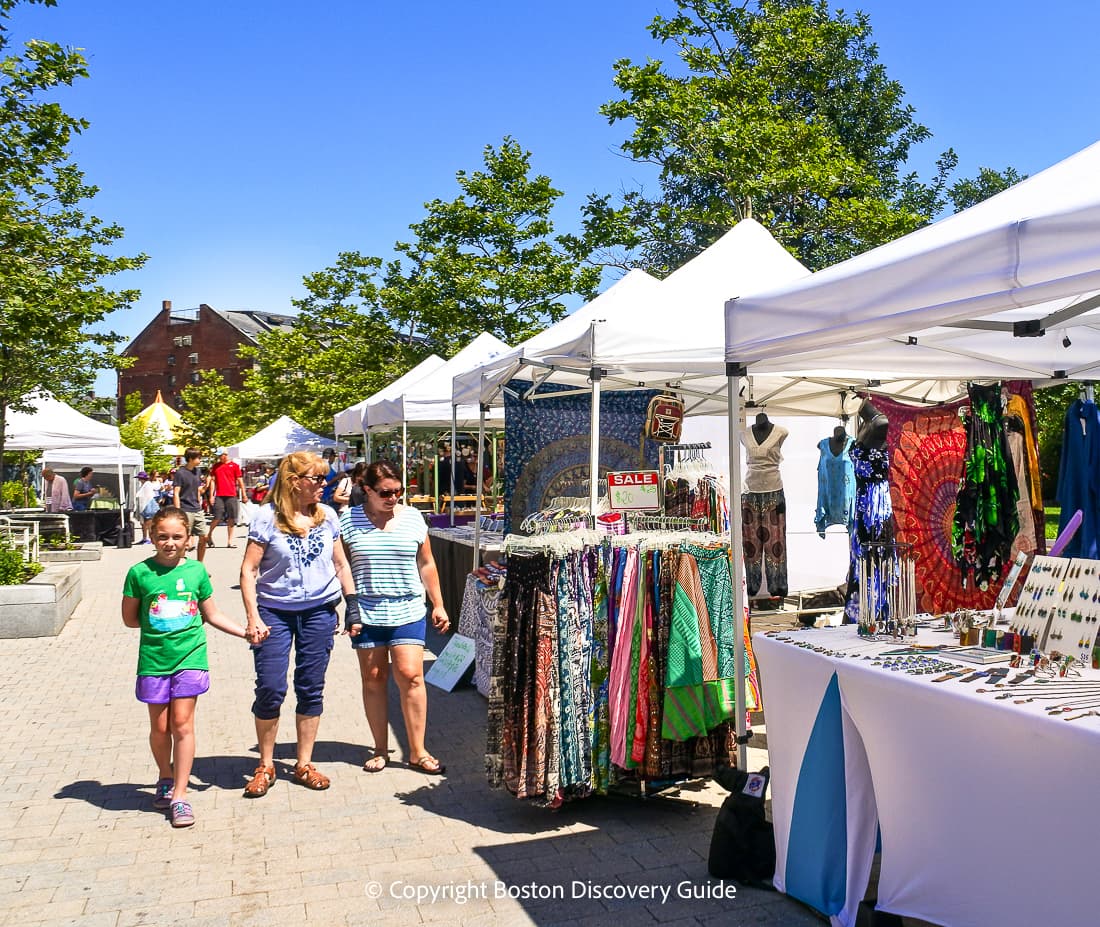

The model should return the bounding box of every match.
[1042,558,1100,666]
[1012,554,1066,647]
[1013,555,1100,666]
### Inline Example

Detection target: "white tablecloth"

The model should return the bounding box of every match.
[755,626,1100,927]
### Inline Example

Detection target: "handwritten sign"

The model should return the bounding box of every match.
[426,634,477,691]
[607,470,661,512]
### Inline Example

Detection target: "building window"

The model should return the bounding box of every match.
[190,371,201,384]
[168,374,176,386]
[172,335,192,348]
[167,354,175,366]
[188,352,199,365]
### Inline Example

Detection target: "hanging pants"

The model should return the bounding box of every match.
[742,490,788,598]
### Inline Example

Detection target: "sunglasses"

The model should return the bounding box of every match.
[299,473,327,484]
[371,487,403,499]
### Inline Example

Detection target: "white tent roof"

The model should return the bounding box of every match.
[333,355,446,435]
[43,446,143,468]
[461,219,821,414]
[452,269,662,407]
[368,332,510,429]
[727,139,1100,391]
[4,392,133,451]
[226,415,340,460]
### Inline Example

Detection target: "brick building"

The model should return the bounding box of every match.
[118,300,296,416]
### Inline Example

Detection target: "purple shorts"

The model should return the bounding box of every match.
[135,669,210,704]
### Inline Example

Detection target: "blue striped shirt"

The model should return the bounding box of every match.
[339,505,428,626]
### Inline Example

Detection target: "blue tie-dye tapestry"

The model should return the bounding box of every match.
[504,380,660,534]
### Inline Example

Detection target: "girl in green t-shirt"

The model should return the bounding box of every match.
[122,506,246,827]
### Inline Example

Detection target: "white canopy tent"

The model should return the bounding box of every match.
[367,333,510,430]
[458,219,813,528]
[226,415,341,460]
[719,138,1100,769]
[3,392,140,534]
[368,333,510,509]
[332,354,446,437]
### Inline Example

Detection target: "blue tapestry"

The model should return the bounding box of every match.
[504,380,660,533]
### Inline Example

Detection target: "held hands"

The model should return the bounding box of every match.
[245,619,270,644]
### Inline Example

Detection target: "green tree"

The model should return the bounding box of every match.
[592,0,1013,275]
[239,252,420,436]
[175,370,260,454]
[383,137,602,349]
[116,391,172,473]
[0,0,146,463]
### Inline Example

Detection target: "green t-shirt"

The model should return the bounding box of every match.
[123,558,213,676]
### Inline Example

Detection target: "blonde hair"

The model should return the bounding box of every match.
[271,451,328,536]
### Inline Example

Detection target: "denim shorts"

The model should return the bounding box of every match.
[350,616,426,650]
[136,669,210,704]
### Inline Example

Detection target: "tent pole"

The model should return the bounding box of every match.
[118,448,127,547]
[363,428,370,464]
[589,366,603,515]
[401,421,408,504]
[727,364,748,771]
[450,405,458,528]
[472,405,486,572]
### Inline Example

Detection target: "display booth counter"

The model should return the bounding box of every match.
[756,625,1100,927]
[427,526,503,620]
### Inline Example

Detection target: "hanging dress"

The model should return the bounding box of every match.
[844,441,895,623]
[814,435,855,536]
[741,425,789,597]
[1056,398,1100,559]
[952,383,1018,589]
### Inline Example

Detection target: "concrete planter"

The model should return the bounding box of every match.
[0,563,82,638]
[39,543,104,564]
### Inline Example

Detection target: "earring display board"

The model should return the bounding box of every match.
[1044,558,1100,666]
[1013,555,1100,664]
[1012,555,1066,647]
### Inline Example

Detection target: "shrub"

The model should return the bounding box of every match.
[1,480,38,508]
[0,537,42,585]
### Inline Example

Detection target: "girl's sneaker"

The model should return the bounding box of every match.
[152,778,174,811]
[169,800,194,827]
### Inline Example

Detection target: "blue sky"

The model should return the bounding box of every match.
[11,1,1100,394]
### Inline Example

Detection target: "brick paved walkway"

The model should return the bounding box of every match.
[0,534,824,926]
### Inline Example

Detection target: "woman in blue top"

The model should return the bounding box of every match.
[340,460,450,774]
[239,451,357,797]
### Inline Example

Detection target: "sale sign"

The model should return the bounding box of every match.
[607,470,661,511]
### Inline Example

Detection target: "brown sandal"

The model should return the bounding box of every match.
[409,755,446,775]
[293,763,330,790]
[243,764,275,798]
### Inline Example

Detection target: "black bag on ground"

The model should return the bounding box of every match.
[708,766,776,885]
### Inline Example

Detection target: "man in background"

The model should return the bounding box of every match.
[173,448,208,562]
[205,449,246,548]
[42,468,73,513]
[72,466,96,511]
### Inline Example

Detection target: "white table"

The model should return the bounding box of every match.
[755,626,1100,927]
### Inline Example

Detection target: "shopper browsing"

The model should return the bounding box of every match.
[239,451,357,797]
[340,460,450,775]
[121,506,246,827]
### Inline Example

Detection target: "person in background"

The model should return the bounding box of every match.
[205,450,247,548]
[320,448,341,505]
[340,460,450,775]
[135,471,160,544]
[348,462,367,508]
[173,449,209,562]
[239,451,357,797]
[42,467,73,513]
[72,466,96,511]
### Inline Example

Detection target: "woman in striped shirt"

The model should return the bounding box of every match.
[339,460,450,774]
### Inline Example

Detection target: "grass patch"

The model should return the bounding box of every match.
[1045,506,1060,541]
